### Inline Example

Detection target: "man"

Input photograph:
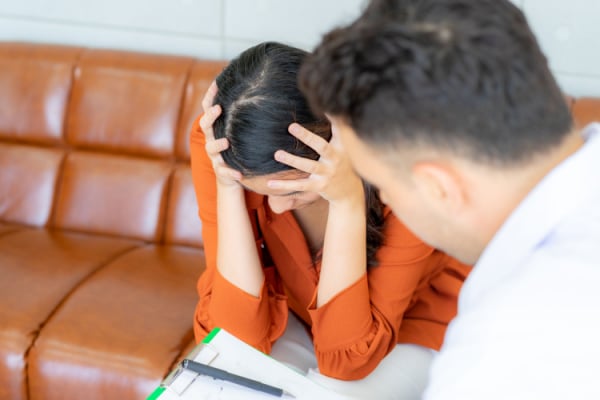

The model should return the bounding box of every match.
[299,0,600,398]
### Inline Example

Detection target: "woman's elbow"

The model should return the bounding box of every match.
[315,345,388,380]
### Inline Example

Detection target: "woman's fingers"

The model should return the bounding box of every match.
[274,150,321,174]
[204,127,241,184]
[215,163,242,181]
[199,104,222,141]
[270,124,337,194]
[267,177,315,192]
[199,82,241,186]
[288,123,330,156]
[199,81,222,142]
[205,137,229,156]
[201,81,218,112]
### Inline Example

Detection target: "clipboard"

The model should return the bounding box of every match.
[147,328,354,400]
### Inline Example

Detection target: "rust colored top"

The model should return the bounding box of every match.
[190,117,471,379]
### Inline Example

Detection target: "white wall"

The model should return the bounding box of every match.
[522,0,600,97]
[0,0,366,59]
[0,0,598,96]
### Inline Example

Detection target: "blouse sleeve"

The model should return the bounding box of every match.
[307,210,470,380]
[189,116,288,352]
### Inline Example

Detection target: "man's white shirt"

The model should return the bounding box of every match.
[425,123,600,400]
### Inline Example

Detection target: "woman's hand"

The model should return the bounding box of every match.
[269,123,364,205]
[272,124,368,308]
[201,82,264,297]
[200,82,242,188]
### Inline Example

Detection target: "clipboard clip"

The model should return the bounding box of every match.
[161,343,220,396]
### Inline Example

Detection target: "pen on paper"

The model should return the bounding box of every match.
[181,358,295,398]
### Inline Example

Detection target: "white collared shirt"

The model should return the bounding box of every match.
[424,123,600,400]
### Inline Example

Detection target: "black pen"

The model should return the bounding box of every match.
[181,358,293,398]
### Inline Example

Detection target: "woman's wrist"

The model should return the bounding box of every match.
[327,183,365,210]
[215,179,264,298]
[217,181,244,197]
[318,194,367,306]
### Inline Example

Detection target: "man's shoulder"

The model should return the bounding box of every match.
[538,203,600,266]
[426,233,600,400]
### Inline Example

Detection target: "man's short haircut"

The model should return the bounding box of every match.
[299,0,573,165]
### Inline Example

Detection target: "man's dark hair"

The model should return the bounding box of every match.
[299,0,573,165]
[214,41,385,266]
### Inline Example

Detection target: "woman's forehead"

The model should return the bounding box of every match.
[239,170,308,196]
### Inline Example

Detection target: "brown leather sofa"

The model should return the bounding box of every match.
[0,42,225,400]
[1,41,599,400]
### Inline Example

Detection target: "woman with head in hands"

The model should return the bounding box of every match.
[189,41,471,399]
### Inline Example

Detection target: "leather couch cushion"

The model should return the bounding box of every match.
[0,43,80,145]
[66,49,193,158]
[0,144,65,227]
[0,42,218,400]
[0,229,139,400]
[27,245,204,400]
[52,151,171,241]
[164,166,202,248]
[572,97,600,129]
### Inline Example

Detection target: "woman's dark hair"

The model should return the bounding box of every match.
[213,41,385,266]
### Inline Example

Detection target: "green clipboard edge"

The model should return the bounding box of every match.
[147,386,166,400]
[145,328,222,400]
[202,327,221,344]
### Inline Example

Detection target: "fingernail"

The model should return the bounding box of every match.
[267,181,280,188]
[274,151,285,161]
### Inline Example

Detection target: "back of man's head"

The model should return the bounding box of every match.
[300,0,572,166]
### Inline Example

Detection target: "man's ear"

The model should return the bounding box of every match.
[411,161,467,213]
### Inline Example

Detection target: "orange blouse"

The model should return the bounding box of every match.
[190,117,471,380]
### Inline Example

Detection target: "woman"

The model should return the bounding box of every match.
[190,42,470,399]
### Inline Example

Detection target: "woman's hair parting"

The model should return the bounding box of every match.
[213,41,385,267]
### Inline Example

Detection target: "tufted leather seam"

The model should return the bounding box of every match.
[47,148,70,230]
[0,136,64,149]
[173,61,194,164]
[46,48,84,230]
[23,240,144,400]
[61,47,86,148]
[157,166,177,245]
[0,226,25,238]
